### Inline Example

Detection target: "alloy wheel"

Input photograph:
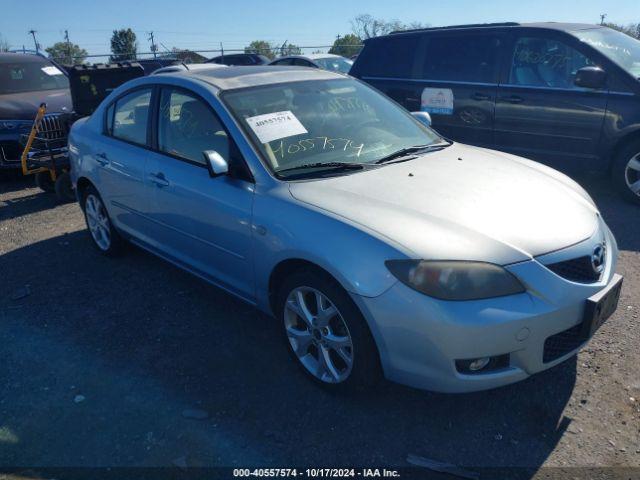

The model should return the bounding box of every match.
[85,194,111,251]
[284,286,354,383]
[625,153,640,198]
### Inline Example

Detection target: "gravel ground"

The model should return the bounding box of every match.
[0,174,638,478]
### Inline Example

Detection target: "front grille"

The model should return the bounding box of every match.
[543,322,586,363]
[546,256,600,283]
[0,140,22,162]
[38,114,66,141]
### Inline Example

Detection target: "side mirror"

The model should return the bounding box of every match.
[203,150,229,177]
[574,66,606,89]
[411,111,432,128]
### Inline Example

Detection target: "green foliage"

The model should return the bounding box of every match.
[244,40,275,60]
[0,33,10,52]
[329,34,362,57]
[278,42,301,56]
[351,13,429,39]
[110,28,137,62]
[45,41,88,65]
[603,22,640,39]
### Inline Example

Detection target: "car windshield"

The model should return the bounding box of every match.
[222,79,443,178]
[574,27,640,79]
[0,59,69,94]
[314,56,353,74]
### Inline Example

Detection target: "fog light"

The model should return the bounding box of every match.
[455,354,510,375]
[469,357,490,371]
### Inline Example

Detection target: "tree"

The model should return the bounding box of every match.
[351,13,428,39]
[244,40,276,59]
[329,34,362,57]
[277,42,301,56]
[110,28,137,62]
[603,22,640,39]
[0,33,10,52]
[45,41,88,65]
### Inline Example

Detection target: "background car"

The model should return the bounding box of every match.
[69,66,621,394]
[350,22,640,205]
[152,63,228,74]
[0,52,71,169]
[269,53,353,74]
[206,53,271,66]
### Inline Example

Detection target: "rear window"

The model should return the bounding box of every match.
[421,34,501,83]
[352,34,421,78]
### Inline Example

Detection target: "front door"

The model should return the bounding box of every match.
[494,32,608,171]
[145,86,255,301]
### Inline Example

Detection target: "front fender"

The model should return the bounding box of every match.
[252,184,405,313]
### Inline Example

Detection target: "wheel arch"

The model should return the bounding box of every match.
[75,176,95,206]
[610,128,640,170]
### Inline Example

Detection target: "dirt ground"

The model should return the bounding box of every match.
[0,174,638,479]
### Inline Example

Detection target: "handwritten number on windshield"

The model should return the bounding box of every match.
[272,136,364,159]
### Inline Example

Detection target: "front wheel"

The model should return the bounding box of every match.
[612,141,640,205]
[81,186,124,255]
[277,269,381,390]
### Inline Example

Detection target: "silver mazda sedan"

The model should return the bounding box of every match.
[69,66,623,393]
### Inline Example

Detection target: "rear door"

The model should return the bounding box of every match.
[95,86,154,237]
[356,31,503,148]
[493,30,608,170]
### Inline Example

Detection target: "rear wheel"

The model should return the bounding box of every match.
[612,140,640,205]
[54,171,75,203]
[35,171,55,193]
[277,269,381,391]
[81,186,124,255]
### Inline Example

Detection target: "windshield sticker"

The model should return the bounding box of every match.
[246,110,308,144]
[421,88,454,115]
[41,66,64,76]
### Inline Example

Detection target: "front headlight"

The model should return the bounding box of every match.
[385,260,525,301]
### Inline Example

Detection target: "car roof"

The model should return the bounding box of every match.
[182,65,344,91]
[0,52,51,64]
[273,53,343,62]
[153,63,228,74]
[382,21,605,38]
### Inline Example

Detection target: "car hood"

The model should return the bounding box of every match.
[288,143,600,265]
[0,89,72,120]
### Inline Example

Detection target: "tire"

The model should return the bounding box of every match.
[54,171,76,203]
[611,139,640,206]
[81,185,124,256]
[35,171,55,193]
[276,269,381,391]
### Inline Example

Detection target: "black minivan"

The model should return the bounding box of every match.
[351,22,640,204]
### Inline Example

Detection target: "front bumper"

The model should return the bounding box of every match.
[354,219,621,393]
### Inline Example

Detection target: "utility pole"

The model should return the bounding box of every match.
[28,29,39,53]
[220,41,224,60]
[64,30,72,64]
[600,14,607,25]
[148,31,157,59]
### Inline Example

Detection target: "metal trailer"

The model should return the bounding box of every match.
[19,103,75,202]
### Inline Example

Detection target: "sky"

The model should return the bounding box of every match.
[0,0,638,60]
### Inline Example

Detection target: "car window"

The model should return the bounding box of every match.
[313,57,353,73]
[292,58,314,67]
[111,88,152,146]
[272,59,293,66]
[158,88,229,165]
[510,36,595,89]
[421,34,501,83]
[0,60,69,94]
[353,35,420,78]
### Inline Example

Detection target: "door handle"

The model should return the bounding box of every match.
[149,172,170,187]
[501,95,524,104]
[94,152,109,166]
[471,92,491,101]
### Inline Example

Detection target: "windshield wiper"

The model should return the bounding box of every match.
[277,162,370,175]
[375,142,451,164]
